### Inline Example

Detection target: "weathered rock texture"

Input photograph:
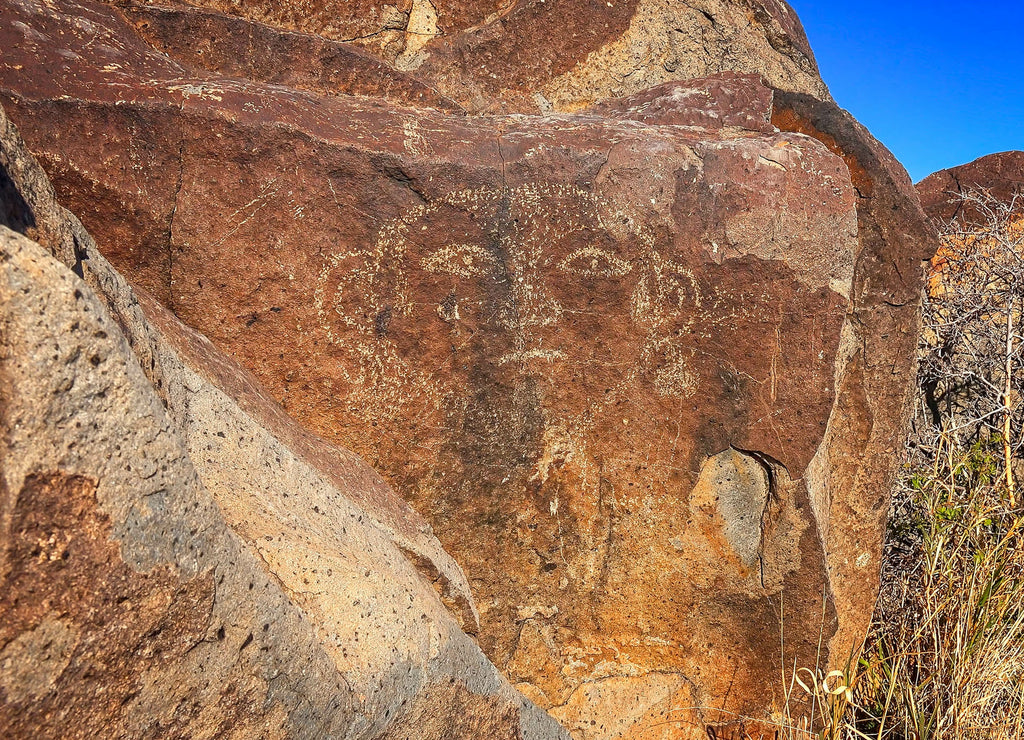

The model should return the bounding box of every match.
[1,0,937,736]
[102,0,829,112]
[918,151,1024,225]
[0,98,564,739]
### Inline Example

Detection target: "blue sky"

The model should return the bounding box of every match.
[787,1,1024,182]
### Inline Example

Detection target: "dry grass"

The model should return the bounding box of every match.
[842,193,1024,740]
[845,433,1024,739]
[780,192,1024,740]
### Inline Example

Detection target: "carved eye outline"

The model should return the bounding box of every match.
[630,261,702,332]
[557,247,633,279]
[656,261,703,312]
[420,243,500,278]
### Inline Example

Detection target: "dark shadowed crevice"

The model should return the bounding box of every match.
[0,162,35,235]
[397,544,480,635]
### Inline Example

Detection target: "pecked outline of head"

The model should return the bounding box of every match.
[314,183,704,394]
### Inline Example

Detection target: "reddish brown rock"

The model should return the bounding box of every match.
[1,0,936,736]
[770,89,938,665]
[917,151,1024,225]
[0,97,563,740]
[102,0,828,112]
[587,72,775,132]
[115,2,461,111]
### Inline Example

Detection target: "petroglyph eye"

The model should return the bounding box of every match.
[657,262,703,311]
[630,260,702,332]
[421,243,499,278]
[557,247,632,279]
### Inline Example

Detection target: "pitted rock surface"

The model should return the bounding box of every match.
[0,101,564,739]
[115,2,462,111]
[413,0,828,112]
[2,0,937,736]
[587,72,775,132]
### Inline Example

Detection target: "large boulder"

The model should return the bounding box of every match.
[917,151,1024,225]
[102,0,828,112]
[1,0,937,736]
[0,99,563,739]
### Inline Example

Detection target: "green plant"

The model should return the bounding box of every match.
[784,192,1024,739]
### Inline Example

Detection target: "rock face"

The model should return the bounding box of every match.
[917,151,1024,225]
[0,101,564,739]
[1,0,937,737]
[103,0,829,112]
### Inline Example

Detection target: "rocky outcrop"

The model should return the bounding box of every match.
[917,151,1024,225]
[1,0,937,736]
[113,1,463,111]
[0,99,563,739]
[412,0,829,112]
[102,0,828,112]
[769,90,938,667]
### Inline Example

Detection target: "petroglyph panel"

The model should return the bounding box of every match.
[314,182,710,433]
[0,0,937,733]
[0,10,872,727]
[304,167,850,732]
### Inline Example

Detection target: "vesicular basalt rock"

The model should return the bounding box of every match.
[101,0,828,112]
[1,0,938,736]
[0,99,564,740]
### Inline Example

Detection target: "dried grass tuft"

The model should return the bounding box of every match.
[783,190,1024,740]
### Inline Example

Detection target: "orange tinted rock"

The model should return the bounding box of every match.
[1,0,937,736]
[0,98,563,739]
[771,89,938,665]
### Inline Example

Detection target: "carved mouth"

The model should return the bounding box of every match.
[497,348,567,366]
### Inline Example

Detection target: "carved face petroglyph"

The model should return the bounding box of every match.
[314,183,703,424]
